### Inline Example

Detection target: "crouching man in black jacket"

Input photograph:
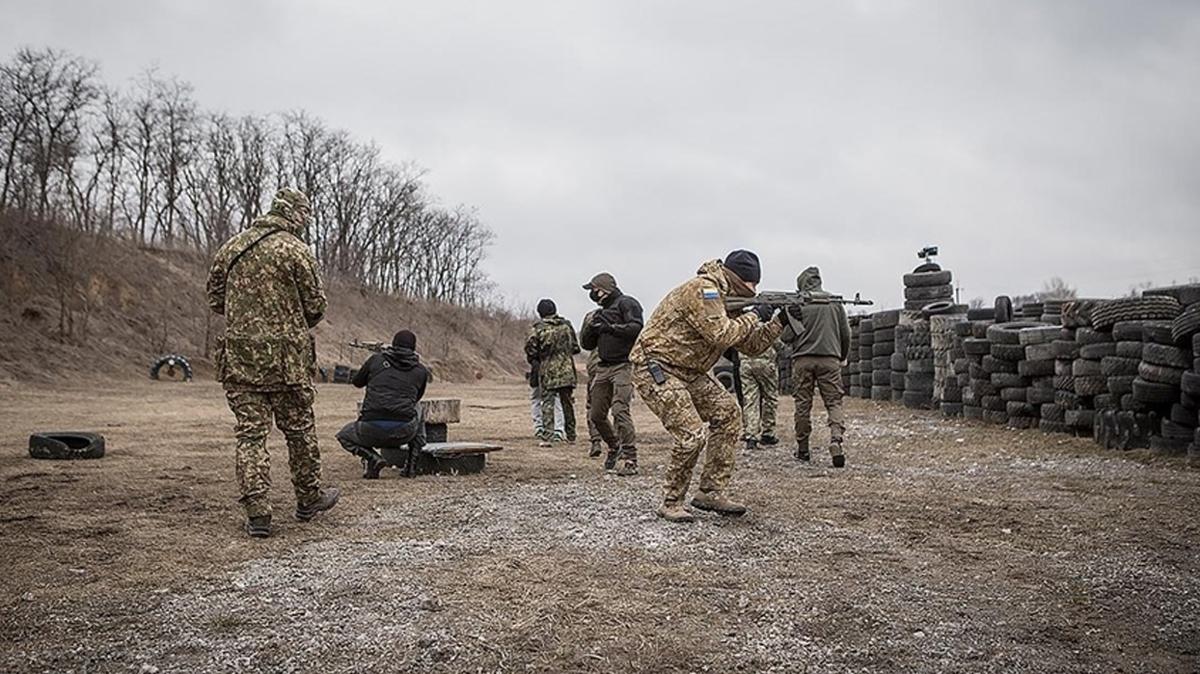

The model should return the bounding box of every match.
[337,330,432,478]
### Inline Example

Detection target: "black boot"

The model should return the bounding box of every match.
[760,434,779,446]
[795,437,810,462]
[744,438,758,450]
[361,457,385,479]
[604,449,619,472]
[589,441,603,458]
[246,515,271,538]
[831,440,845,468]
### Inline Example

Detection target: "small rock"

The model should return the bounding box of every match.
[913,630,926,639]
[140,665,160,674]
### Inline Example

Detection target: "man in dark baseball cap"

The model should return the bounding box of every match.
[579,272,644,475]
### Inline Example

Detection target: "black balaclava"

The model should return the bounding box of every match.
[392,330,417,350]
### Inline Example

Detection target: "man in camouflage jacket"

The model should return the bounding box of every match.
[206,188,339,538]
[525,299,580,446]
[631,251,784,523]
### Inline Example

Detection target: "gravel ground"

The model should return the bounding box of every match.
[1,379,1198,672]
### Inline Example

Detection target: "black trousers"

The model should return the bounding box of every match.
[336,415,425,464]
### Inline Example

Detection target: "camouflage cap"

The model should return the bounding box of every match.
[583,272,617,292]
[269,188,312,227]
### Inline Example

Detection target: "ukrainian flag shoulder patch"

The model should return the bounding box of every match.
[700,285,720,301]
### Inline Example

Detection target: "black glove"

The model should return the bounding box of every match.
[775,308,789,326]
[590,315,611,333]
[753,304,775,322]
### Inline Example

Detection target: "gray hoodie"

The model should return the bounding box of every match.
[781,266,852,360]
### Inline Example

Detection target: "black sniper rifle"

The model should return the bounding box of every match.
[723,291,874,407]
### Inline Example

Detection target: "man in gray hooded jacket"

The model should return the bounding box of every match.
[780,266,852,466]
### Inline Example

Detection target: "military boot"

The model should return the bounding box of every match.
[689,490,748,517]
[656,501,695,523]
[795,437,811,462]
[588,441,603,458]
[245,515,271,538]
[760,433,779,446]
[361,456,386,479]
[830,440,846,468]
[744,438,758,450]
[295,487,341,521]
[603,449,619,472]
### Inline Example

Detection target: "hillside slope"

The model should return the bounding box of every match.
[0,216,528,386]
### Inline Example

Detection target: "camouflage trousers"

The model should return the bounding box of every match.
[792,356,846,444]
[584,363,601,443]
[633,365,741,505]
[739,356,778,439]
[225,386,322,519]
[539,386,577,442]
[591,362,636,455]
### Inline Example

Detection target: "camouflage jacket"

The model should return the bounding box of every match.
[739,338,782,365]
[525,315,580,390]
[206,213,326,390]
[631,259,783,378]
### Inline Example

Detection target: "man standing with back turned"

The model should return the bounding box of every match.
[631,251,784,523]
[207,188,340,538]
[579,272,644,475]
[525,299,580,447]
[781,266,852,467]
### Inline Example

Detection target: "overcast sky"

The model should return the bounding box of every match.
[3,1,1198,321]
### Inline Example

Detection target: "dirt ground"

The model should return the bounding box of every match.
[1,379,1198,673]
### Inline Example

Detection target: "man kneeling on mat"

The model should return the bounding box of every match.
[337,330,432,478]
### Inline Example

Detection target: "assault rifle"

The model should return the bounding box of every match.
[725,290,874,314]
[348,340,387,353]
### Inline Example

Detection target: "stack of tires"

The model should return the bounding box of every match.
[903,266,953,312]
[869,310,901,402]
[903,317,934,409]
[1020,303,1044,321]
[1186,333,1200,466]
[961,311,997,422]
[1090,295,1183,450]
[985,322,1048,429]
[930,313,968,417]
[847,316,863,398]
[1102,321,1146,410]
[892,319,913,403]
[1040,299,1065,326]
[1018,325,1063,433]
[858,317,875,400]
[1146,286,1200,463]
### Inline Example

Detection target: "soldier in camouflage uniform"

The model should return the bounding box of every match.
[631,251,784,523]
[525,299,580,447]
[206,188,340,538]
[738,339,781,449]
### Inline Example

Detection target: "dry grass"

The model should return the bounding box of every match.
[1,378,1198,672]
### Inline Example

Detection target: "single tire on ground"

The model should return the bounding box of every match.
[28,432,106,460]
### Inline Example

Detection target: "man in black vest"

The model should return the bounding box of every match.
[336,330,432,478]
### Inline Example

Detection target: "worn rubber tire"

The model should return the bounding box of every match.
[1143,283,1200,306]
[28,432,106,460]
[1001,387,1029,402]
[991,372,1028,388]
[905,284,954,301]
[1169,403,1198,427]
[902,391,933,409]
[905,372,934,393]
[150,354,194,382]
[1040,403,1065,422]
[1107,375,1136,395]
[873,310,901,329]
[1075,328,1113,345]
[1091,296,1182,330]
[1074,375,1107,396]
[1138,361,1184,386]
[1007,416,1038,430]
[1028,387,1057,405]
[872,370,890,385]
[1052,340,1080,360]
[986,322,1047,345]
[875,327,896,342]
[921,301,959,318]
[1180,371,1200,396]
[1024,343,1056,361]
[963,338,991,356]
[1018,326,1061,346]
[1112,321,1147,342]
[1072,360,1103,377]
[1064,409,1094,428]
[1019,360,1055,377]
[903,270,952,288]
[983,356,1018,374]
[1142,342,1190,369]
[1078,343,1116,360]
[990,344,1026,362]
[1132,377,1179,404]
[1141,321,1177,345]
[1115,341,1144,359]
[1172,304,1200,342]
[1101,357,1140,377]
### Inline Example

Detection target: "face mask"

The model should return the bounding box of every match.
[589,289,604,304]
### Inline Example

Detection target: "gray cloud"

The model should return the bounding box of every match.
[3,0,1198,321]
